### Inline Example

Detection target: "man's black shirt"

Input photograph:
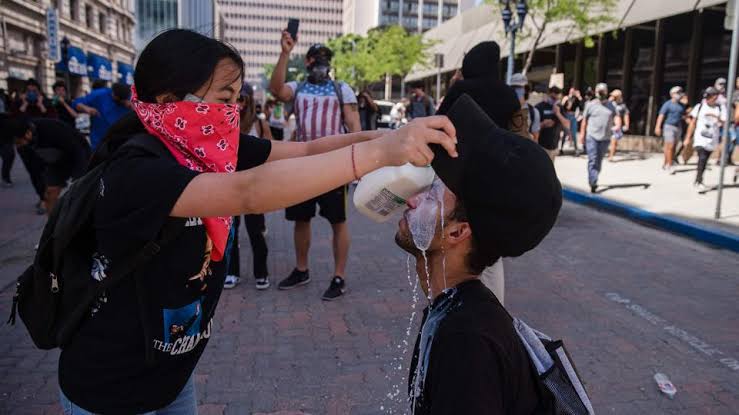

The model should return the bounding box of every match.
[409,279,541,415]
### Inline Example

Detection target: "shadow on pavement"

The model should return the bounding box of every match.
[595,183,651,194]
[608,154,649,163]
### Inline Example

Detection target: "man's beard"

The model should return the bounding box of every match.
[395,228,421,255]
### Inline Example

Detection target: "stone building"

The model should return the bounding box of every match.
[0,0,136,98]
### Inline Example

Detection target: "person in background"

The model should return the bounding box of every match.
[91,80,108,90]
[561,88,582,156]
[7,117,90,214]
[390,97,408,129]
[358,89,379,131]
[0,113,15,187]
[437,41,524,136]
[655,86,686,174]
[509,73,540,143]
[715,77,728,107]
[407,83,435,120]
[684,87,727,192]
[225,82,273,290]
[607,89,630,161]
[52,81,78,127]
[0,88,8,113]
[266,99,286,140]
[269,31,362,300]
[14,78,51,117]
[74,83,133,150]
[536,86,569,161]
[580,83,621,193]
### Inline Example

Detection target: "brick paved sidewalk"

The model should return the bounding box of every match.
[1,178,738,413]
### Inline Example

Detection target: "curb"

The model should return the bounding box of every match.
[562,187,739,253]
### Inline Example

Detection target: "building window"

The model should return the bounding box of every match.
[70,0,79,21]
[86,5,94,28]
[99,12,107,33]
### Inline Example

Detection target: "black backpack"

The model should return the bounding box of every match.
[7,134,183,353]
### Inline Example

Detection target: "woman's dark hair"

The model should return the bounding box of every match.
[90,29,244,169]
[448,199,500,275]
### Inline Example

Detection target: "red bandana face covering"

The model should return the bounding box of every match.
[130,86,241,262]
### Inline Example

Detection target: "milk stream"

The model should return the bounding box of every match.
[381,255,421,414]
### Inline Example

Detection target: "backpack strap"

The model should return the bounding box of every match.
[330,80,347,132]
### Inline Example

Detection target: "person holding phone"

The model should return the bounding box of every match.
[270,26,362,300]
[55,29,456,415]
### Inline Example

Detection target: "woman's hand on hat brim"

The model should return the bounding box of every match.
[375,115,458,167]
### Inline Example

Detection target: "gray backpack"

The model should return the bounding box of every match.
[514,318,595,415]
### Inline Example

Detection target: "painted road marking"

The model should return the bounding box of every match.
[605,292,739,373]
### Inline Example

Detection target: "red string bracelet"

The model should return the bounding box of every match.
[351,144,359,180]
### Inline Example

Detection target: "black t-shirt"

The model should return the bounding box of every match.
[408,279,541,415]
[31,118,91,179]
[59,133,271,414]
[54,99,77,126]
[535,101,561,150]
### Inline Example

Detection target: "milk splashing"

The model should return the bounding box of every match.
[381,255,422,414]
[407,177,445,300]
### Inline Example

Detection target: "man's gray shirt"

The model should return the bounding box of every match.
[584,99,617,141]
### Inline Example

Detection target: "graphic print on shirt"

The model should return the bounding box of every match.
[90,252,111,315]
[294,82,345,141]
[158,298,212,356]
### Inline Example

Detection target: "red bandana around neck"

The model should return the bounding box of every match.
[130,86,240,262]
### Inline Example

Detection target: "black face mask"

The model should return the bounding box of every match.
[307,57,331,84]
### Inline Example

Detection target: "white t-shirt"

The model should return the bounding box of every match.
[690,100,727,151]
[287,80,357,141]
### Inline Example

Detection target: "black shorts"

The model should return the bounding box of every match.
[285,186,347,224]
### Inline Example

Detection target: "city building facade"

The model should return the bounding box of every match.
[343,0,476,35]
[135,0,223,52]
[405,0,732,136]
[221,0,344,85]
[0,0,135,97]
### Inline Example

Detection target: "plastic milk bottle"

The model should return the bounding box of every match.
[353,164,435,222]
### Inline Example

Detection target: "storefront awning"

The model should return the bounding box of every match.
[405,0,728,82]
[55,45,87,76]
[116,62,134,85]
[87,53,113,81]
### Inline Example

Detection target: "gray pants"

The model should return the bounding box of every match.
[586,136,610,186]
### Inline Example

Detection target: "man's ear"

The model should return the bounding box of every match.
[445,221,473,247]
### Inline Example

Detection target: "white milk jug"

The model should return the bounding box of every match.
[353,164,435,223]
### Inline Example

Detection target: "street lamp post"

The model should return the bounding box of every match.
[500,0,528,84]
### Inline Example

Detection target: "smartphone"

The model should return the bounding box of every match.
[287,18,299,41]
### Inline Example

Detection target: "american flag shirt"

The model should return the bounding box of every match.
[287,80,357,141]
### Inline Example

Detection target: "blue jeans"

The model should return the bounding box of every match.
[586,136,610,186]
[565,113,578,151]
[59,376,197,415]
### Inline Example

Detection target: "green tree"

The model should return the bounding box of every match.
[489,0,617,75]
[327,26,434,90]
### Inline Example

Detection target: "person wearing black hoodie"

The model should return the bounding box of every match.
[437,41,525,136]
